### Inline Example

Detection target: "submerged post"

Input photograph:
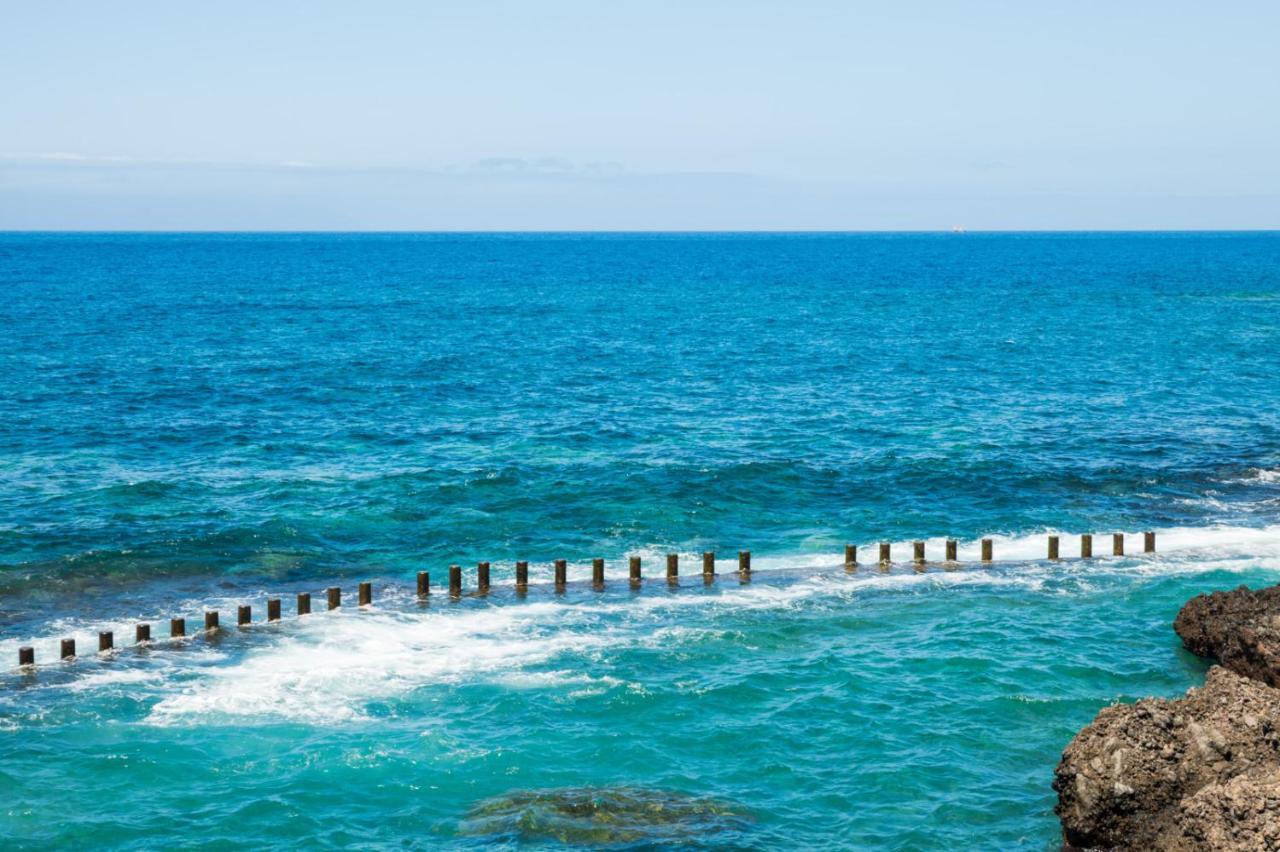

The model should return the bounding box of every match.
[297,592,312,616]
[238,605,252,626]
[1048,535,1060,560]
[448,565,462,597]
[913,541,925,564]
[358,582,372,606]
[629,556,642,586]
[554,559,567,591]
[18,646,34,666]
[477,562,491,594]
[1113,533,1124,556]
[60,639,75,660]
[879,542,890,565]
[205,611,220,631]
[981,539,993,562]
[1081,534,1093,558]
[98,631,113,652]
[1144,531,1156,553]
[327,587,341,610]
[417,572,430,598]
[667,553,678,583]
[136,623,151,644]
[703,551,716,578]
[592,558,605,588]
[171,617,186,638]
[267,599,281,621]
[515,561,529,591]
[945,540,957,562]
[844,544,857,570]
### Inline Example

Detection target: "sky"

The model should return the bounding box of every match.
[1,1,1277,230]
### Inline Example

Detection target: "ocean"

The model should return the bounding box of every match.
[1,232,1278,849]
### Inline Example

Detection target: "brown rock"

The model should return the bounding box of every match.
[1174,584,1280,687]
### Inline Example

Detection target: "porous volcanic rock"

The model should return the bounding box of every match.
[1174,583,1280,687]
[1053,666,1280,850]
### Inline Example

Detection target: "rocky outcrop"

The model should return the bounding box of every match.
[1054,666,1280,850]
[1174,584,1280,688]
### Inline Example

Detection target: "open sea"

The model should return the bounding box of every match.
[2,231,1279,850]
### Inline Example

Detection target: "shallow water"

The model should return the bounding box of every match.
[1,232,1279,848]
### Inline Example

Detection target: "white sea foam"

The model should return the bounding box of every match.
[6,523,1280,727]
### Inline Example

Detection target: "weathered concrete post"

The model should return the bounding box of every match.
[297,593,312,615]
[844,544,857,571]
[136,623,151,644]
[477,562,491,594]
[60,639,75,660]
[913,541,925,564]
[515,561,529,592]
[702,551,716,579]
[1144,531,1156,553]
[416,572,430,598]
[448,566,462,597]
[238,605,252,626]
[18,646,34,666]
[327,587,341,610]
[945,540,958,562]
[171,617,186,638]
[1113,533,1124,556]
[1081,534,1093,558]
[738,550,751,579]
[1048,535,1060,560]
[629,556,642,586]
[267,599,281,621]
[879,542,891,565]
[592,558,605,588]
[981,539,993,562]
[667,553,678,583]
[554,559,567,591]
[98,631,113,652]
[358,582,372,606]
[205,611,220,631]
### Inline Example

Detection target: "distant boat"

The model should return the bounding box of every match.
[952,226,967,234]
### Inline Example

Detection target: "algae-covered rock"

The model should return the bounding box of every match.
[458,785,752,847]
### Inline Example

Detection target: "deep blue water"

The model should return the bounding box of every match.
[1,232,1279,849]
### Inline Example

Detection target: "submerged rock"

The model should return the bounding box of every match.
[1174,583,1280,687]
[458,785,752,846]
[1054,666,1280,850]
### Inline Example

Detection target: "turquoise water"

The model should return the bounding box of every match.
[2,232,1279,849]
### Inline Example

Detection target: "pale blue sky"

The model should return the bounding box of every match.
[2,1,1277,229]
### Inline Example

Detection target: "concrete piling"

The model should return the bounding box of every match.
[448,566,462,597]
[136,623,151,644]
[515,561,529,591]
[358,582,372,606]
[1113,533,1124,556]
[238,605,251,626]
[98,631,113,652]
[844,544,857,570]
[667,553,678,583]
[171,618,186,638]
[981,539,993,562]
[61,638,75,660]
[327,587,341,610]
[738,551,751,576]
[879,542,890,565]
[267,599,281,621]
[416,572,430,598]
[1048,535,1060,560]
[946,540,957,562]
[703,551,716,578]
[205,611,219,631]
[554,559,567,590]
[630,556,642,586]
[592,558,605,588]
[1081,534,1093,558]
[1144,531,1156,553]
[913,541,925,563]
[18,646,34,666]
[297,593,312,616]
[477,562,491,594]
